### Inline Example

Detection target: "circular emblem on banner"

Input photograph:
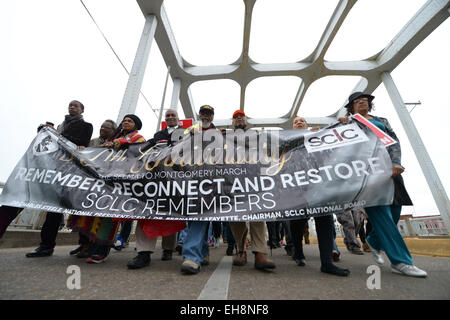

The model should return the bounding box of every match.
[33,133,59,156]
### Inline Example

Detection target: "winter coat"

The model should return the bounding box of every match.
[368,115,413,206]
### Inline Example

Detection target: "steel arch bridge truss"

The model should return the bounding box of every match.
[118,0,450,226]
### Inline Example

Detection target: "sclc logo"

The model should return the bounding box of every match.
[307,128,359,147]
[304,123,369,153]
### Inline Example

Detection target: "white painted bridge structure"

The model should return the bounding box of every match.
[115,0,450,230]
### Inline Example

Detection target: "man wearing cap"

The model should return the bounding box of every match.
[229,110,276,271]
[184,104,217,135]
[180,105,219,274]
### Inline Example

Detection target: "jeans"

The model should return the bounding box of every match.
[177,222,188,244]
[182,221,209,265]
[222,222,235,247]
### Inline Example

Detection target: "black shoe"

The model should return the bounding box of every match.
[76,248,91,259]
[127,253,151,269]
[268,241,278,250]
[161,250,173,261]
[201,256,209,266]
[26,246,54,258]
[350,248,364,255]
[285,246,294,257]
[295,258,306,267]
[69,245,82,256]
[70,244,90,258]
[321,264,350,277]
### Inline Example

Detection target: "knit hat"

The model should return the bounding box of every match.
[122,114,142,130]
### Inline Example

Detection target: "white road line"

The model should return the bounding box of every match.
[197,256,232,300]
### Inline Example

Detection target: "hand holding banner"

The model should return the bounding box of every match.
[0,118,395,221]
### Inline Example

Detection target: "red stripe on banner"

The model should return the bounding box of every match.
[352,114,396,146]
[333,129,344,142]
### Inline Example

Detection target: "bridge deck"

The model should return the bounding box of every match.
[1,241,449,300]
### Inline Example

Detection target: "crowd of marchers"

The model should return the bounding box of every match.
[0,92,427,278]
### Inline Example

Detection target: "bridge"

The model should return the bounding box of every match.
[1,235,449,300]
[1,0,450,305]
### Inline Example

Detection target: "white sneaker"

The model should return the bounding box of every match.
[367,242,384,265]
[391,263,427,278]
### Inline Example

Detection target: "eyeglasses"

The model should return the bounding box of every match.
[353,97,369,103]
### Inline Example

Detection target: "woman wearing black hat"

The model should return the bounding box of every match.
[339,92,427,277]
[83,114,146,263]
[104,114,145,148]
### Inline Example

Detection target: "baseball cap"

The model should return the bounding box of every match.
[199,105,214,114]
[232,110,246,118]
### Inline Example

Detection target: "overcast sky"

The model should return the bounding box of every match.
[0,0,449,218]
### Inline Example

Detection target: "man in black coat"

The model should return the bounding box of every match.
[26,100,93,257]
[289,116,350,276]
[56,100,93,148]
[152,109,181,146]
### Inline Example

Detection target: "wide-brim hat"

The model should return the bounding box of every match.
[345,92,375,109]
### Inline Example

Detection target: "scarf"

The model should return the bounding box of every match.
[57,115,84,134]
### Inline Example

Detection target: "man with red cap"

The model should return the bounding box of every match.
[228,109,276,271]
